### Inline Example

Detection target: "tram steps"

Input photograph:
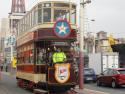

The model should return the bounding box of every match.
[34,89,48,94]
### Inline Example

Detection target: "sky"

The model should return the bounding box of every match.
[0,0,125,38]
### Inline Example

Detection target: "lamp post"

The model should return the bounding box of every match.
[79,0,91,89]
[90,19,95,53]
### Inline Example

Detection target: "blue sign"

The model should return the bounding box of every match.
[54,20,71,38]
[6,36,16,46]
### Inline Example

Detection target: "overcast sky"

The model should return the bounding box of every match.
[0,0,125,38]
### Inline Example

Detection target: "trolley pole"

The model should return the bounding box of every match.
[79,0,91,89]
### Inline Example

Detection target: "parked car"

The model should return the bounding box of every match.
[84,68,96,83]
[96,68,125,88]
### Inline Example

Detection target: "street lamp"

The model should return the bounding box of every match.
[79,0,91,89]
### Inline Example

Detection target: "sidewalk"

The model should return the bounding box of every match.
[1,72,10,75]
[75,88,110,94]
[1,71,16,77]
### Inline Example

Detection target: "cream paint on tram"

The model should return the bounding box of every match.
[16,72,46,83]
[29,0,76,7]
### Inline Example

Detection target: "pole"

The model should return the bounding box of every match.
[79,0,91,89]
[90,19,95,53]
[79,0,85,89]
[10,19,14,74]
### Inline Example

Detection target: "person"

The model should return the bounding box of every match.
[37,48,46,64]
[12,57,17,68]
[52,48,66,63]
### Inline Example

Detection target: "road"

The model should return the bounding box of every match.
[1,72,125,94]
[0,72,32,94]
[85,83,125,94]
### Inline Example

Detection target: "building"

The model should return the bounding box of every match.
[0,0,26,72]
[0,18,9,65]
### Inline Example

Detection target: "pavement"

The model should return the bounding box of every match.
[1,71,15,76]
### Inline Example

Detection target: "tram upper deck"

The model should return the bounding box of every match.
[17,1,77,47]
[17,1,77,36]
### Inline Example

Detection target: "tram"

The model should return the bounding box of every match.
[16,0,77,93]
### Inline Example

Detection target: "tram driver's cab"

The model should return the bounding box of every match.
[36,41,74,66]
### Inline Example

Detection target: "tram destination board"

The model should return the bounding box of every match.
[51,42,70,46]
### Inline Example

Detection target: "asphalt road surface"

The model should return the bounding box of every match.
[0,72,32,94]
[1,72,125,94]
[85,82,125,94]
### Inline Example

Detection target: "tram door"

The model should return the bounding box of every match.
[35,41,52,73]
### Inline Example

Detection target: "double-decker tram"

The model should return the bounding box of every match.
[16,0,77,93]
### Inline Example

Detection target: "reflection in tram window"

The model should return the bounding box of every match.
[54,10,69,21]
[43,8,51,22]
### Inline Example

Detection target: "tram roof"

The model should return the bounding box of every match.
[33,0,77,4]
[28,0,77,9]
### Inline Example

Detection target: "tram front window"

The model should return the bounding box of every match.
[54,9,69,21]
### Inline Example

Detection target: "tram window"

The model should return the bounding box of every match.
[43,8,51,22]
[38,8,42,23]
[71,10,76,24]
[29,49,34,63]
[54,10,69,21]
[34,11,38,25]
[37,48,46,64]
[25,57,29,63]
[29,56,33,63]
[32,10,34,26]
[38,4,42,8]
[43,3,51,7]
[72,5,76,9]
[54,3,69,7]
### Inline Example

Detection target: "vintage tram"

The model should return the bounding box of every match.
[16,0,77,93]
